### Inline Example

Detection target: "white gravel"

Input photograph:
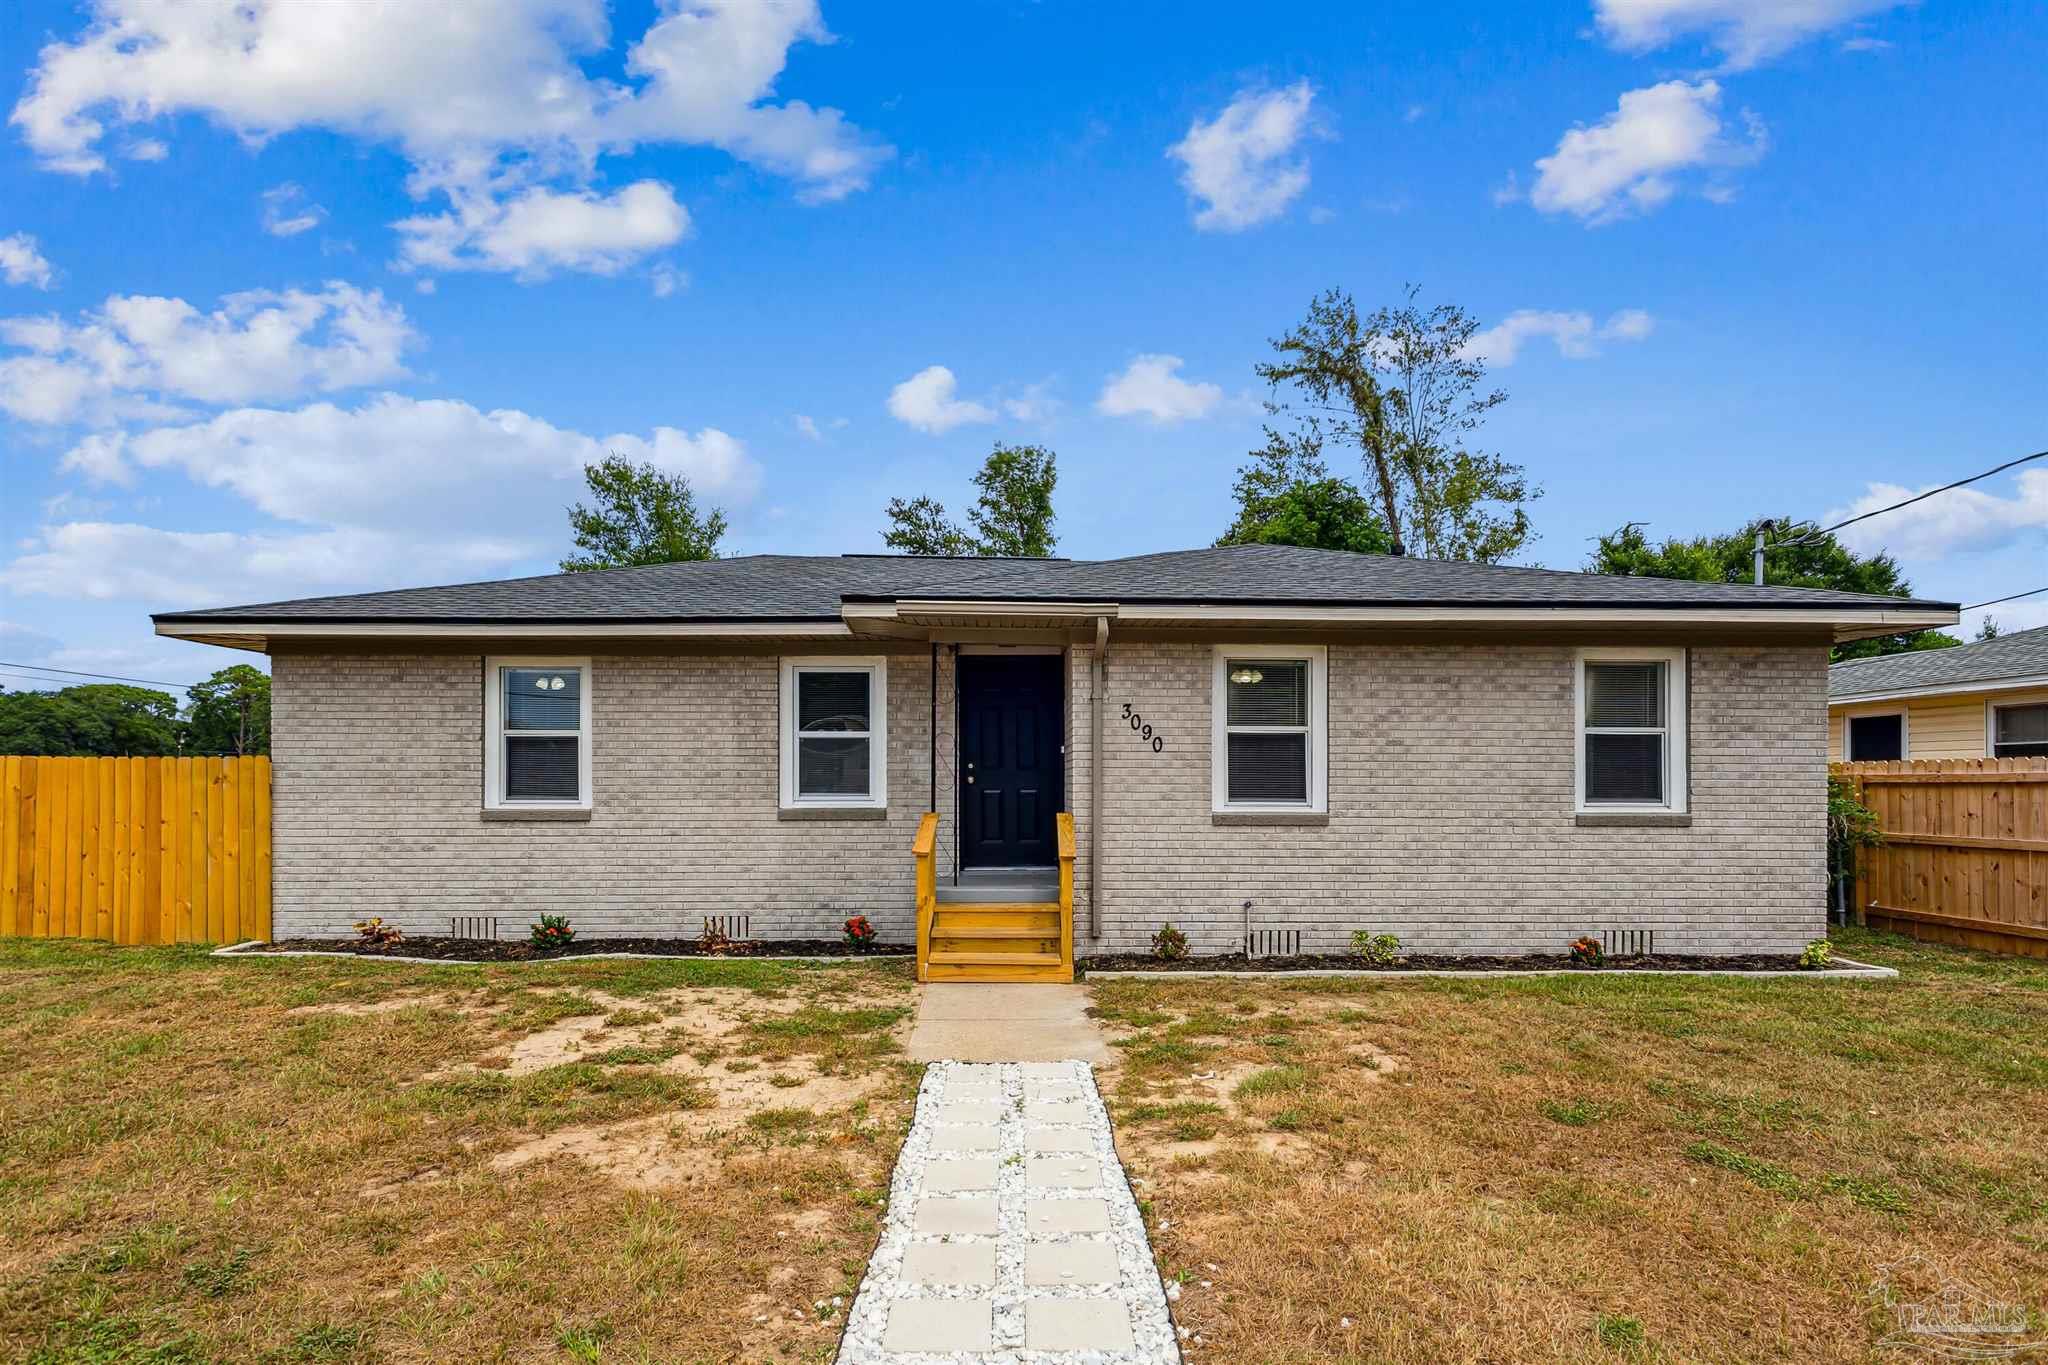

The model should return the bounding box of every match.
[835,1060,1180,1364]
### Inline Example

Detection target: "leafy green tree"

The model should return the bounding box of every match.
[1259,286,1535,563]
[0,684,182,756]
[561,454,727,571]
[1977,616,2001,641]
[184,664,271,755]
[1586,519,1962,661]
[1215,427,1393,553]
[884,442,1059,556]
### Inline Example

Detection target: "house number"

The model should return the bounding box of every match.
[1120,702,1165,753]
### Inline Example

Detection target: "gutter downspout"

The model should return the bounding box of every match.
[929,642,937,818]
[1090,615,1109,938]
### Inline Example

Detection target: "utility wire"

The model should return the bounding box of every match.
[1770,448,2048,549]
[1964,586,2048,611]
[0,660,198,690]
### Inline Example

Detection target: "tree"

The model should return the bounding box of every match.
[1215,426,1393,553]
[0,683,182,756]
[1586,519,1962,661]
[184,664,271,755]
[883,442,1059,556]
[1977,616,2001,641]
[1258,286,1535,563]
[561,454,727,571]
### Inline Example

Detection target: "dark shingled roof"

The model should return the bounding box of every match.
[154,544,1957,626]
[1830,623,2048,699]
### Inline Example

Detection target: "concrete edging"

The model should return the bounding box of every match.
[210,942,895,967]
[1080,956,1898,981]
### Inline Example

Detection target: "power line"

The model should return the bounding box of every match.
[0,660,198,690]
[1771,448,2048,550]
[1964,586,2048,611]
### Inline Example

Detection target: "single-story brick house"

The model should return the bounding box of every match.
[154,545,1956,977]
[1829,623,2048,762]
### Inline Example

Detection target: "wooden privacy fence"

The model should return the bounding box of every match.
[1835,758,2048,959]
[1,756,271,945]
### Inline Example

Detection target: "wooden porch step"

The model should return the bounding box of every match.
[926,950,1064,967]
[932,926,1058,939]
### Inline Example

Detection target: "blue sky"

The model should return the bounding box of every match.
[1,0,2043,693]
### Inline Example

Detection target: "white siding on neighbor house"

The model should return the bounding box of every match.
[1829,686,2048,761]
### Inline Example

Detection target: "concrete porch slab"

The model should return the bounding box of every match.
[906,983,1109,1064]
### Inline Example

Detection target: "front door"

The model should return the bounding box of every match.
[958,654,1063,868]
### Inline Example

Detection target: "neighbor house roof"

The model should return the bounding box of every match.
[152,544,1958,648]
[1829,624,2048,701]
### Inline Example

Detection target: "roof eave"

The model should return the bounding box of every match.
[1830,671,2048,706]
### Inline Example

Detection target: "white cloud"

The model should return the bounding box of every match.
[395,180,689,279]
[1000,382,1059,424]
[0,282,414,425]
[1095,354,1223,424]
[1167,82,1317,232]
[0,233,56,288]
[794,413,823,441]
[1827,471,2048,561]
[261,182,326,237]
[1592,0,1904,69]
[1840,34,1894,52]
[10,393,763,604]
[11,0,890,277]
[887,365,995,435]
[121,136,167,161]
[1462,308,1657,365]
[1527,80,1767,223]
[649,262,687,298]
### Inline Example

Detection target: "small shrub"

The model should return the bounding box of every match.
[698,920,733,955]
[1151,923,1189,961]
[1348,930,1400,965]
[1567,935,1604,967]
[1798,938,1833,970]
[842,914,876,951]
[529,914,575,950]
[352,917,403,947]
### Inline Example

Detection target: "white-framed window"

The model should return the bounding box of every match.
[780,657,888,809]
[1575,648,1687,813]
[1846,710,1907,762]
[1211,645,1328,813]
[483,656,592,810]
[1991,701,2048,758]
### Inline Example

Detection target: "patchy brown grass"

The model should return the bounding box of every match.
[1091,928,2048,1363]
[0,940,918,1362]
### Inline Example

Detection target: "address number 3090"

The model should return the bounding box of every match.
[1120,702,1165,753]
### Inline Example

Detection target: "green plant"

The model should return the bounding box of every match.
[1799,938,1833,970]
[529,914,575,950]
[352,917,402,947]
[1567,935,1604,967]
[1596,1313,1646,1350]
[1348,930,1400,964]
[842,915,876,951]
[1151,923,1189,961]
[1827,771,1882,892]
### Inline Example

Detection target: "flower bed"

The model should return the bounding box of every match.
[1079,950,1816,974]
[244,936,912,962]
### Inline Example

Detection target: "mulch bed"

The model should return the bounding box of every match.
[246,936,913,962]
[1078,951,1812,974]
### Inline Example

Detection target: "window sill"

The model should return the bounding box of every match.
[1575,812,1692,828]
[779,805,888,821]
[1213,811,1329,827]
[480,807,592,823]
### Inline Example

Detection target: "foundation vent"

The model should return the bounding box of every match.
[1244,928,1302,958]
[1602,928,1655,958]
[450,915,500,941]
[703,914,751,942]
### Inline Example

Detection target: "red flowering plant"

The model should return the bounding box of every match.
[529,914,576,950]
[1567,935,1605,967]
[842,915,877,952]
[353,917,403,947]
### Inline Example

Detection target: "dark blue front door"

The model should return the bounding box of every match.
[958,655,1063,868]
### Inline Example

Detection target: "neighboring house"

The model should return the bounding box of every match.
[1829,625,2048,762]
[153,545,1956,975]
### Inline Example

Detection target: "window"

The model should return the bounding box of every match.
[1212,645,1327,812]
[484,657,591,809]
[1846,712,1906,762]
[780,658,888,808]
[1575,648,1687,812]
[1992,702,2048,758]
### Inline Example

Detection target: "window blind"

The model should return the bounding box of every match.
[798,671,869,732]
[1995,704,2048,757]
[505,736,579,801]
[1227,732,1309,803]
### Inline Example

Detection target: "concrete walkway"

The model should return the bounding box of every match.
[835,1061,1178,1363]
[906,985,1110,1065]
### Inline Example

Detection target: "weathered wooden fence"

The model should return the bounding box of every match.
[1835,758,2048,958]
[0,756,271,945]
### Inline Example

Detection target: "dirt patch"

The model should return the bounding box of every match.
[287,994,451,1018]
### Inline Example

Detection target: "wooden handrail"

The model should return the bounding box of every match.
[913,811,938,983]
[1056,812,1076,981]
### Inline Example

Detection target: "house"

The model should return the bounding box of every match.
[152,545,1956,978]
[1829,624,2048,762]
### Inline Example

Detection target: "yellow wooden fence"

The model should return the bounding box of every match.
[0,755,271,945]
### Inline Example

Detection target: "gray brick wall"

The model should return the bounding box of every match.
[1074,640,1828,955]
[273,639,1826,954]
[270,650,949,941]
